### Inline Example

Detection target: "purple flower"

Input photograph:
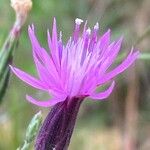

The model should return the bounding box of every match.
[10,18,139,149]
[10,18,139,107]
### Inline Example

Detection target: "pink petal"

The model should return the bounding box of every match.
[28,25,44,61]
[98,50,140,85]
[103,36,123,60]
[33,51,61,88]
[26,95,66,107]
[98,37,123,74]
[28,31,59,80]
[48,18,60,70]
[89,81,115,100]
[28,25,57,75]
[98,29,111,55]
[10,65,48,90]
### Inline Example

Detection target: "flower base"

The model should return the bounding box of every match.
[35,97,83,150]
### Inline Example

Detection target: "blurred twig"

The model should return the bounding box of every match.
[134,26,150,46]
[138,53,150,59]
[0,68,10,101]
[116,25,150,64]
[16,111,42,150]
[0,0,32,103]
[124,67,139,150]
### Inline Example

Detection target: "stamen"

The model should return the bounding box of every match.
[89,23,99,52]
[86,28,91,35]
[81,28,91,63]
[83,20,87,33]
[59,31,62,41]
[94,22,99,30]
[83,28,91,50]
[75,18,83,25]
[73,18,83,42]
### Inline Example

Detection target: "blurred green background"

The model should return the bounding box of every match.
[0,0,150,150]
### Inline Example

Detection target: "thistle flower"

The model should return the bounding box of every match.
[10,18,139,149]
[10,18,139,106]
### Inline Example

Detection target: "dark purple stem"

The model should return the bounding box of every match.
[35,97,83,150]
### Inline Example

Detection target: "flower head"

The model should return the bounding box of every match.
[10,18,139,107]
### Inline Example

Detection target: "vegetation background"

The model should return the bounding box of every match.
[0,0,150,149]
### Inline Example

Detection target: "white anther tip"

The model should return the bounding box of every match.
[86,28,91,35]
[75,18,83,25]
[94,22,99,30]
[59,31,62,40]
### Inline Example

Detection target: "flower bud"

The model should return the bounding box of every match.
[10,0,32,27]
[11,0,32,14]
